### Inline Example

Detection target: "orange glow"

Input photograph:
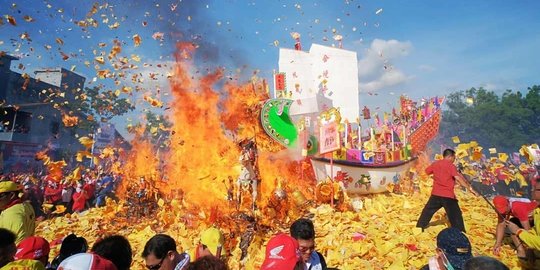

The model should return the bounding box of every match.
[61,113,79,127]
[119,44,315,214]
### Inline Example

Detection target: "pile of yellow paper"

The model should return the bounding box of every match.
[36,179,537,270]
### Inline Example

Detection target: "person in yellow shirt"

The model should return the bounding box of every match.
[1,258,45,270]
[506,178,540,253]
[0,181,36,244]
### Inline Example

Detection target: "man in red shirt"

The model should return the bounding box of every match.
[492,195,537,258]
[43,181,62,204]
[416,149,478,232]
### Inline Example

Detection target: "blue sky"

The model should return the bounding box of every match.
[1,0,539,137]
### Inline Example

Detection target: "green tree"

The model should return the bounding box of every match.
[128,110,172,149]
[65,86,135,132]
[439,86,540,152]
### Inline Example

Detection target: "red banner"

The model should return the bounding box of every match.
[275,73,286,91]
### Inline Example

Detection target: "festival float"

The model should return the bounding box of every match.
[261,34,444,197]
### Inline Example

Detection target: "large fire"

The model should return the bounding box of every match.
[119,43,314,216]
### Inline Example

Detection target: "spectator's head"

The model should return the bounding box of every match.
[15,236,50,266]
[436,228,473,270]
[58,253,118,270]
[443,149,456,160]
[463,256,509,270]
[0,228,17,268]
[197,228,225,259]
[91,235,132,270]
[143,234,187,270]
[493,196,510,215]
[0,181,22,210]
[187,256,228,270]
[54,233,88,265]
[76,183,83,192]
[260,234,303,270]
[290,218,315,263]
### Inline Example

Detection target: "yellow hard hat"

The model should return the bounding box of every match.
[200,227,224,256]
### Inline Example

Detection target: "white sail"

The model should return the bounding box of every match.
[277,44,360,122]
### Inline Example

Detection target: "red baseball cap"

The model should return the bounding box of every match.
[15,236,50,260]
[58,253,118,270]
[260,234,302,270]
[493,195,509,214]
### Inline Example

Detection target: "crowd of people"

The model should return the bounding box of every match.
[1,148,540,269]
[1,171,123,219]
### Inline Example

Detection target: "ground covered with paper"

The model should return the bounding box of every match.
[36,181,538,270]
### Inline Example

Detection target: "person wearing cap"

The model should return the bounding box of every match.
[15,236,50,267]
[0,228,44,270]
[506,178,540,251]
[260,233,305,270]
[188,227,225,262]
[420,227,473,270]
[143,234,190,270]
[57,253,118,270]
[0,181,36,244]
[416,149,479,233]
[290,218,327,270]
[491,195,536,258]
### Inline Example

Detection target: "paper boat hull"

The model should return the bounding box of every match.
[310,157,417,195]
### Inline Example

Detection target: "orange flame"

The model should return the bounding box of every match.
[121,43,315,214]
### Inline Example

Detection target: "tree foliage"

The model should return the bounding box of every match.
[127,110,172,149]
[439,85,540,152]
[66,86,135,132]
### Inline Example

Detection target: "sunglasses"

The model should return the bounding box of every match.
[146,256,165,270]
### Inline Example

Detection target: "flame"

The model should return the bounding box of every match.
[117,138,161,195]
[61,113,79,127]
[120,44,315,214]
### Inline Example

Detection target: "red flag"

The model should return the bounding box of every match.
[275,73,286,91]
[362,106,371,120]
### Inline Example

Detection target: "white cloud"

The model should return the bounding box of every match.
[357,39,413,92]
[418,64,435,72]
[360,69,410,93]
